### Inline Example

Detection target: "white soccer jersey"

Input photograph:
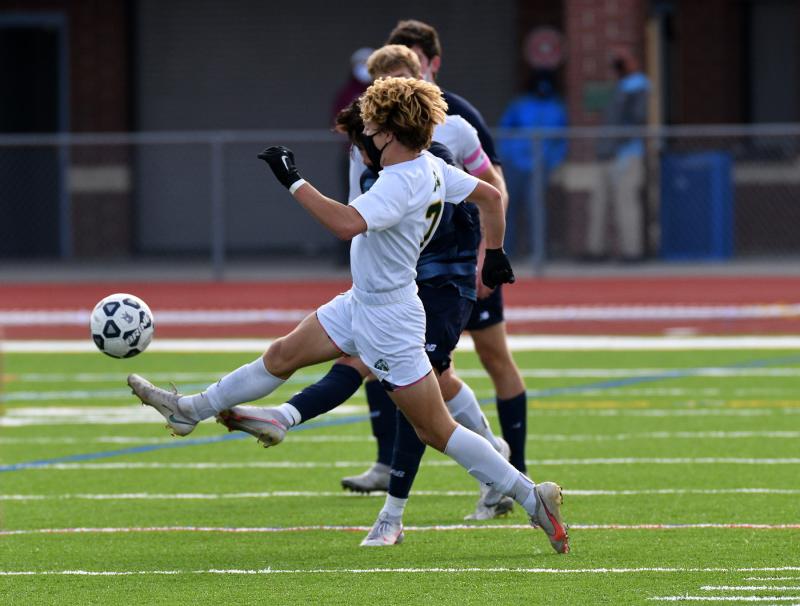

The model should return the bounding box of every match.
[432,114,491,175]
[349,152,479,294]
[347,115,490,203]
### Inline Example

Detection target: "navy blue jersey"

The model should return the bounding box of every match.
[443,89,501,166]
[359,141,480,301]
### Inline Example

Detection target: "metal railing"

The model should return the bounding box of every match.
[1,124,799,278]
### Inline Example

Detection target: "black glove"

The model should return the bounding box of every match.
[257,146,303,191]
[481,248,515,289]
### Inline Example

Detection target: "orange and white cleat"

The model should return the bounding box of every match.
[529,481,570,554]
[216,405,288,448]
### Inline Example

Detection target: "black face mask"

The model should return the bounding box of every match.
[360,132,390,171]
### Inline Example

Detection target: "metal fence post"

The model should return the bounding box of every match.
[58,134,72,258]
[531,133,546,275]
[210,136,226,280]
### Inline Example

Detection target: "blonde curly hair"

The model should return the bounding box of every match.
[359,77,448,151]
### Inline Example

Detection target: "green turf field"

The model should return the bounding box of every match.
[2,348,799,604]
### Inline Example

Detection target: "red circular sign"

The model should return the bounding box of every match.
[524,27,564,69]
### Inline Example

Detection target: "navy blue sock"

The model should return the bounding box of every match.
[388,409,426,499]
[365,380,397,466]
[497,391,528,472]
[288,363,363,423]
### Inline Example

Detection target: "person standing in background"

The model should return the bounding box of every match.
[498,69,567,258]
[586,46,650,263]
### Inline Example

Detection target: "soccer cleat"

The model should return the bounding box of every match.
[128,374,196,437]
[360,512,404,546]
[341,462,391,493]
[216,405,287,448]
[464,484,515,520]
[529,481,570,554]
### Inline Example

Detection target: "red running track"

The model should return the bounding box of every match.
[2,276,800,338]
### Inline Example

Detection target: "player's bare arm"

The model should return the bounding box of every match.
[258,145,367,240]
[291,182,367,240]
[465,179,515,288]
[473,164,509,297]
[475,163,509,212]
[466,180,504,249]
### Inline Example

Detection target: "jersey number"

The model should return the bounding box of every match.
[420,201,443,250]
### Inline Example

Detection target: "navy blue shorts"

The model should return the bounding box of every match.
[418,284,473,373]
[464,284,504,331]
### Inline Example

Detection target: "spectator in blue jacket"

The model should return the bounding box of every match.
[498,70,567,257]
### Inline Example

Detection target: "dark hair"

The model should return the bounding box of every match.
[334,100,365,148]
[386,19,441,61]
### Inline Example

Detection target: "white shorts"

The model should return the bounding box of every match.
[316,286,432,389]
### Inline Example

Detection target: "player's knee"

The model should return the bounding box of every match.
[264,338,295,377]
[437,373,462,402]
[476,347,506,376]
[412,422,448,452]
[334,356,372,379]
[414,427,442,451]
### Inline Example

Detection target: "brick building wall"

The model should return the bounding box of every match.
[552,0,648,257]
[0,0,132,257]
[564,0,647,128]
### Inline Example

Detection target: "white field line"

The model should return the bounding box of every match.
[2,488,799,501]
[3,430,798,445]
[0,435,377,445]
[535,409,800,417]
[6,335,800,353]
[701,586,800,591]
[2,389,795,407]
[1,565,799,576]
[4,387,798,404]
[10,367,800,383]
[10,458,799,471]
[0,404,363,427]
[652,599,800,603]
[3,407,798,427]
[4,303,800,327]
[2,525,800,537]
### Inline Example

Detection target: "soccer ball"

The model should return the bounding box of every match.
[90,293,155,358]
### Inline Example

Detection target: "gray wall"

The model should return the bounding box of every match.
[133,0,518,254]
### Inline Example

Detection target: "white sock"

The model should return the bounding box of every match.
[380,494,407,519]
[178,358,284,421]
[444,424,538,515]
[446,382,502,451]
[510,473,539,516]
[274,403,301,427]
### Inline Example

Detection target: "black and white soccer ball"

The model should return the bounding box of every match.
[90,293,155,358]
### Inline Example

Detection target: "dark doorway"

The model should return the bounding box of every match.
[746,0,799,124]
[0,18,64,257]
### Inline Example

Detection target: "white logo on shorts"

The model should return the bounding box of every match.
[425,343,437,352]
[479,311,490,321]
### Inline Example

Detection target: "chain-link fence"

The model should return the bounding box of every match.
[1,124,799,277]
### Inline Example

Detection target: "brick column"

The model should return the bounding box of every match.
[564,0,647,128]
[560,0,647,255]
